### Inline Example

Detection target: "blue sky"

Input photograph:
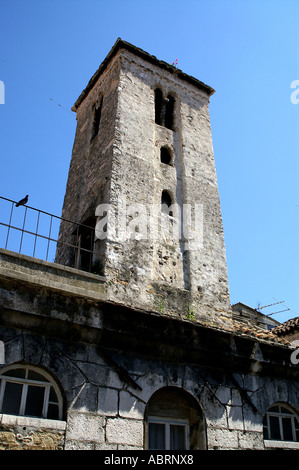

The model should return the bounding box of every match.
[0,0,298,323]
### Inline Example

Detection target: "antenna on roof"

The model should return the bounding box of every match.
[257,301,290,316]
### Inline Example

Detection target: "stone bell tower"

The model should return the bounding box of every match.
[56,38,232,327]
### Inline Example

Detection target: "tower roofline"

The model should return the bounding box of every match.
[72,38,215,111]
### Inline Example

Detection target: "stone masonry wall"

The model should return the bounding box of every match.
[1,325,298,450]
[0,415,65,450]
[55,44,232,328]
[105,49,231,326]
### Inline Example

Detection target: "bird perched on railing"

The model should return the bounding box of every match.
[15,195,29,207]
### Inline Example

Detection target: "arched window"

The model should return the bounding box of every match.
[160,147,172,165]
[155,88,163,126]
[263,404,299,442]
[161,190,173,217]
[75,216,96,272]
[165,95,175,130]
[145,387,207,450]
[154,88,175,130]
[0,364,64,420]
[161,190,172,208]
[90,96,103,142]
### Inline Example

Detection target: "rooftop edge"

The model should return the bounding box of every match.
[72,37,215,111]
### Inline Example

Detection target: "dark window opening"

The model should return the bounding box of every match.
[25,386,45,417]
[90,96,103,142]
[161,190,173,217]
[148,420,187,450]
[148,422,166,450]
[161,190,172,208]
[160,147,172,165]
[75,217,96,272]
[154,88,175,130]
[1,382,23,415]
[155,88,163,125]
[165,95,175,130]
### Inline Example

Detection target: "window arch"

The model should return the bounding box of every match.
[165,94,175,130]
[154,88,175,131]
[263,404,299,442]
[155,88,163,126]
[161,190,173,208]
[160,146,172,165]
[90,96,103,142]
[74,216,96,272]
[161,190,174,217]
[145,387,207,450]
[0,364,64,420]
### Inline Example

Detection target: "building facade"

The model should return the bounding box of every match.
[0,39,298,450]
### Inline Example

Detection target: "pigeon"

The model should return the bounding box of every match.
[16,195,29,207]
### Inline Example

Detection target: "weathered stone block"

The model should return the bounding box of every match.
[119,390,145,419]
[227,405,243,430]
[98,387,118,416]
[65,411,105,443]
[106,417,143,446]
[207,427,239,450]
[238,430,264,450]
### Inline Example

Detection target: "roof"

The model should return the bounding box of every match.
[72,38,215,111]
[231,321,290,346]
[232,302,281,328]
[272,316,299,336]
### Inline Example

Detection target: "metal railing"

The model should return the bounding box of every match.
[0,196,102,274]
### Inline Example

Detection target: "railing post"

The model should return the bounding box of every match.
[5,201,14,250]
[33,211,40,258]
[19,206,28,253]
[46,215,53,261]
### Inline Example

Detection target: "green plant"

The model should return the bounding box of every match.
[156,298,165,314]
[91,259,104,276]
[187,305,195,321]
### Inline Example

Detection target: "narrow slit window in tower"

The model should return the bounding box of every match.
[160,147,172,165]
[75,217,96,272]
[165,95,175,130]
[155,88,163,125]
[161,190,173,217]
[90,96,103,142]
